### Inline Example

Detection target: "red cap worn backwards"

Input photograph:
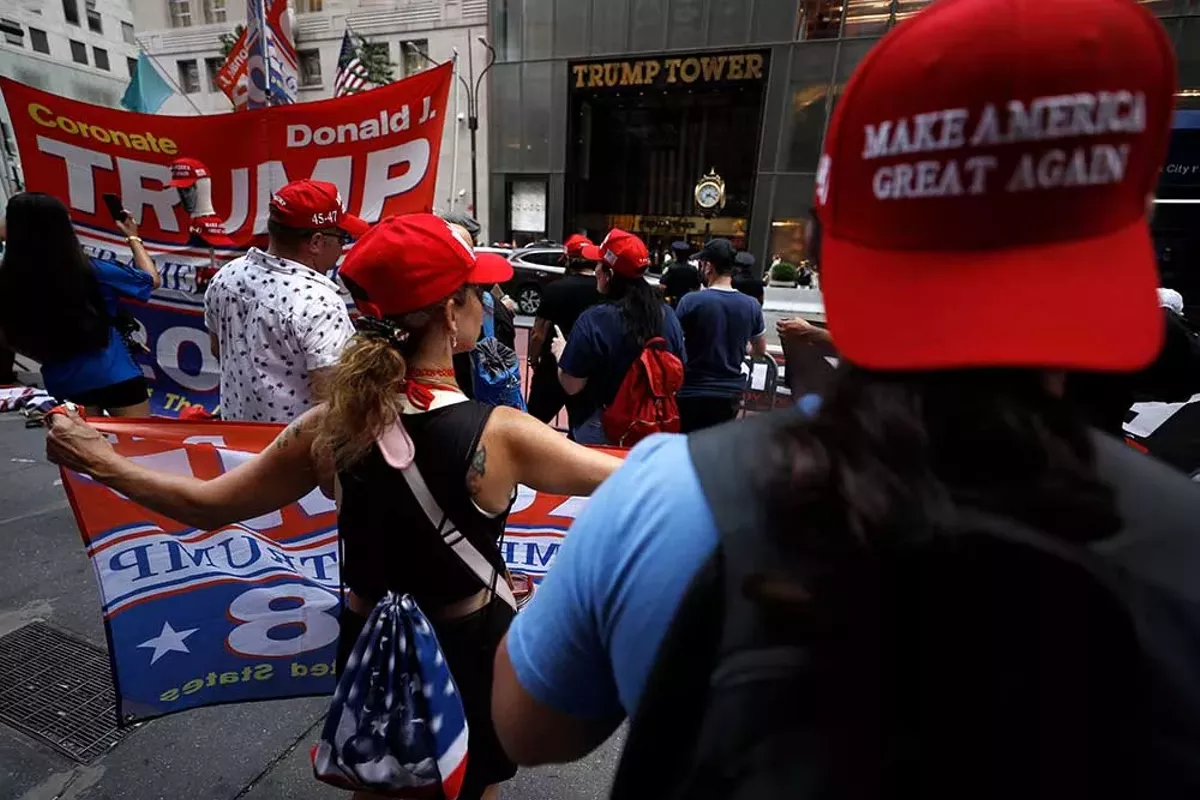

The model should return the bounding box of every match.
[815,0,1176,372]
[269,179,370,239]
[581,229,651,278]
[338,214,513,317]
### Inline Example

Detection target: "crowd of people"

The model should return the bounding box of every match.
[8,0,1200,797]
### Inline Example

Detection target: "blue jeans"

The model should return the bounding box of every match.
[571,409,609,445]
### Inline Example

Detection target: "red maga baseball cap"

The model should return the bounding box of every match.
[564,234,594,260]
[338,214,513,317]
[582,229,650,278]
[269,180,370,239]
[815,0,1176,372]
[168,157,210,188]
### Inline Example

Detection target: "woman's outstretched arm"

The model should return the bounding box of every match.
[46,407,326,530]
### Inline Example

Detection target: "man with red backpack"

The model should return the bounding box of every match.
[551,228,685,446]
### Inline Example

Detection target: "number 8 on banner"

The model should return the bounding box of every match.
[227,584,340,657]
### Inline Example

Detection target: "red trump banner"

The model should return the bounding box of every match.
[0,67,451,416]
[59,417,621,722]
[0,64,450,251]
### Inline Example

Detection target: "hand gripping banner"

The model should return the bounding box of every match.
[0,66,452,416]
[57,418,621,723]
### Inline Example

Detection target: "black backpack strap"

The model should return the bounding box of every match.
[612,412,806,799]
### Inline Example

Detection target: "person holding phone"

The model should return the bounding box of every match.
[0,192,160,416]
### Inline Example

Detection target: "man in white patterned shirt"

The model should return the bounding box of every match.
[204,179,366,423]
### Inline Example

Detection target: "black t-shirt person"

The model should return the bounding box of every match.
[531,273,602,423]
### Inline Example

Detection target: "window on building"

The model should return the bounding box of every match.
[62,0,80,26]
[121,21,135,44]
[298,49,322,87]
[127,55,138,77]
[294,0,323,12]
[204,56,223,91]
[797,0,841,40]
[87,9,102,32]
[93,46,109,70]
[781,42,836,171]
[843,0,891,37]
[202,0,226,24]
[1,18,23,46]
[891,0,934,26]
[30,27,49,53]
[167,0,192,28]
[402,39,428,76]
[178,58,200,93]
[69,38,88,64]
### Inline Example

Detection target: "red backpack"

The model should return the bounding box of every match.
[602,337,685,447]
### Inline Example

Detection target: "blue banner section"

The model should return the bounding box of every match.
[121,297,222,417]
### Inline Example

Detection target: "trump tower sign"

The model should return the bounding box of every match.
[0,65,452,416]
[60,417,622,722]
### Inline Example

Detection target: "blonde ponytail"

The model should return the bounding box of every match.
[316,332,408,471]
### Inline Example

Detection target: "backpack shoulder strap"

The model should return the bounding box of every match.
[688,411,806,648]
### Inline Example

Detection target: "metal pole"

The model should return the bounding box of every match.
[142,49,206,115]
[450,49,461,211]
[467,40,476,215]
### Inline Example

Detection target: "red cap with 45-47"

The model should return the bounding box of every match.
[269,179,370,238]
[582,229,651,278]
[816,0,1176,373]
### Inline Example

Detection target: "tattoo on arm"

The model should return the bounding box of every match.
[275,418,305,451]
[467,444,487,495]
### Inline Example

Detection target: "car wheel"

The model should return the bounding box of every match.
[517,285,542,315]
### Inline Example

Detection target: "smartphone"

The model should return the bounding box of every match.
[102,193,128,223]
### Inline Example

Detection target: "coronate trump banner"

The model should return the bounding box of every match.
[0,66,452,416]
[58,417,620,723]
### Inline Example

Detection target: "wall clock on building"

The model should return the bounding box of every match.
[694,169,726,214]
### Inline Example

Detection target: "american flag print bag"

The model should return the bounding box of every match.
[312,593,469,799]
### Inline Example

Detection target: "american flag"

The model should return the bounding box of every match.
[333,29,371,97]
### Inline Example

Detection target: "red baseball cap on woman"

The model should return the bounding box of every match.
[339,214,513,317]
[815,0,1175,372]
[581,229,651,278]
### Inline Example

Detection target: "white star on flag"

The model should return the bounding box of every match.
[138,621,198,665]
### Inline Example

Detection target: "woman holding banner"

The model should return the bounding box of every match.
[0,192,160,416]
[45,213,621,800]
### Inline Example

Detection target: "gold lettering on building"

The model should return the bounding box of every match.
[572,52,766,89]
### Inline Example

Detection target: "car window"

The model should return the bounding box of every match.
[519,250,565,267]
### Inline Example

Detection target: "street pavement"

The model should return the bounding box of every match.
[0,413,624,800]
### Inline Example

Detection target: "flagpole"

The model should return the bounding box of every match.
[141,49,205,115]
[450,48,460,211]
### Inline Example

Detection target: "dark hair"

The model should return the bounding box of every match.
[708,258,735,277]
[267,217,318,251]
[604,269,663,345]
[766,366,1119,561]
[0,193,110,363]
[565,256,595,274]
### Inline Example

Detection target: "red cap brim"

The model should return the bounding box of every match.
[338,214,371,239]
[823,218,1164,372]
[470,252,514,284]
[579,244,603,262]
[198,231,236,247]
[169,177,197,188]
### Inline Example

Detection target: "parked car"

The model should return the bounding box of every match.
[503,245,566,315]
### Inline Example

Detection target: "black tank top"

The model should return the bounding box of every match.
[337,399,509,607]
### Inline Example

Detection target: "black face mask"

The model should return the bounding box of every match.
[177,185,198,215]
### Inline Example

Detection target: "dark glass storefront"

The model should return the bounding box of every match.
[489,0,1200,274]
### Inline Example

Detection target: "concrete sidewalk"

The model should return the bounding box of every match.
[0,413,621,800]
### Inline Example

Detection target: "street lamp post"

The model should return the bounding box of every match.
[407,37,495,217]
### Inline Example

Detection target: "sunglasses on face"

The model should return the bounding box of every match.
[314,229,352,245]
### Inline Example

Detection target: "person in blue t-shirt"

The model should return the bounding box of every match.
[0,192,161,415]
[675,238,767,433]
[551,228,685,445]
